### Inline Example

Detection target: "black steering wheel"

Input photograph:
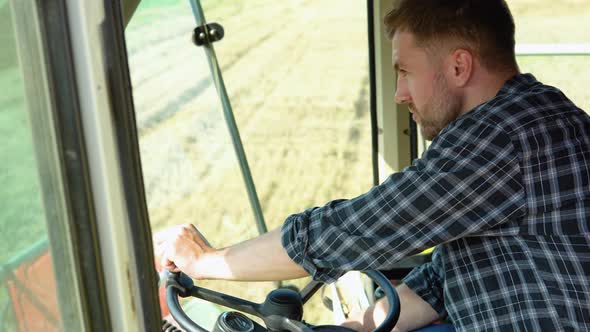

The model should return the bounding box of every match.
[164,270,400,332]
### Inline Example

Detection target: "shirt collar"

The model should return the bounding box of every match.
[496,73,539,97]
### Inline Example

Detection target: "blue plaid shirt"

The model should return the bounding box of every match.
[282,74,590,331]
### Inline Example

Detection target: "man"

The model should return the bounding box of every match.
[154,1,590,331]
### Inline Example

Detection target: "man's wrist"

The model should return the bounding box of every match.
[193,248,230,280]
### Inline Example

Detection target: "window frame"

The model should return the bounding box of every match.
[62,0,161,328]
[8,0,161,329]
[9,0,111,329]
[367,0,413,185]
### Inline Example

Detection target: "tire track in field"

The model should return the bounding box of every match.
[136,0,316,210]
[136,26,281,137]
[143,14,314,210]
[129,1,308,137]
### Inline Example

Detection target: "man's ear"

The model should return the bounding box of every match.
[448,48,473,87]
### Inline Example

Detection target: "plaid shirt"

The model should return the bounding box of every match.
[282,74,590,331]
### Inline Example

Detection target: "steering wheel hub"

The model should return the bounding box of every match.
[213,312,254,332]
[261,289,303,321]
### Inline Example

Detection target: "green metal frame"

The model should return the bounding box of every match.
[188,0,269,236]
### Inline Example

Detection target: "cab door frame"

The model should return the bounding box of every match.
[62,0,161,328]
[367,0,413,186]
[10,0,160,329]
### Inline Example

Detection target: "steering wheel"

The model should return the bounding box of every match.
[164,270,400,332]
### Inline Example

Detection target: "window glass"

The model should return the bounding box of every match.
[1,4,61,330]
[127,0,370,325]
[511,0,590,44]
[511,0,590,112]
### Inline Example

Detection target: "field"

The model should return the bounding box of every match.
[1,0,590,329]
[126,0,373,324]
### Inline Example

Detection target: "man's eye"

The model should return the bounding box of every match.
[398,69,408,77]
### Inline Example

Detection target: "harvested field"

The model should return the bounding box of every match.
[126,0,372,324]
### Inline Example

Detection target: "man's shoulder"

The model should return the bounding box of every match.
[462,74,589,136]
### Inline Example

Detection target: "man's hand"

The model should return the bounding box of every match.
[154,226,308,281]
[153,223,214,279]
[342,283,441,332]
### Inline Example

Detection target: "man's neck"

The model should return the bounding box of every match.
[461,69,519,115]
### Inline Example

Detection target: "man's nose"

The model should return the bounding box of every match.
[394,80,411,104]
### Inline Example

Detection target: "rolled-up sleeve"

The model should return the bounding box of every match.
[281,122,526,283]
[281,209,346,283]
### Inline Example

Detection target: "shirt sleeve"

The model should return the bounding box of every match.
[281,122,526,282]
[402,247,447,317]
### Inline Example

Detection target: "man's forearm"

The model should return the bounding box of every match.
[197,228,309,281]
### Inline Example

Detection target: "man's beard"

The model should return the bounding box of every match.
[415,74,463,141]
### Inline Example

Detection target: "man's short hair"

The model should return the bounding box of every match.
[384,0,518,72]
